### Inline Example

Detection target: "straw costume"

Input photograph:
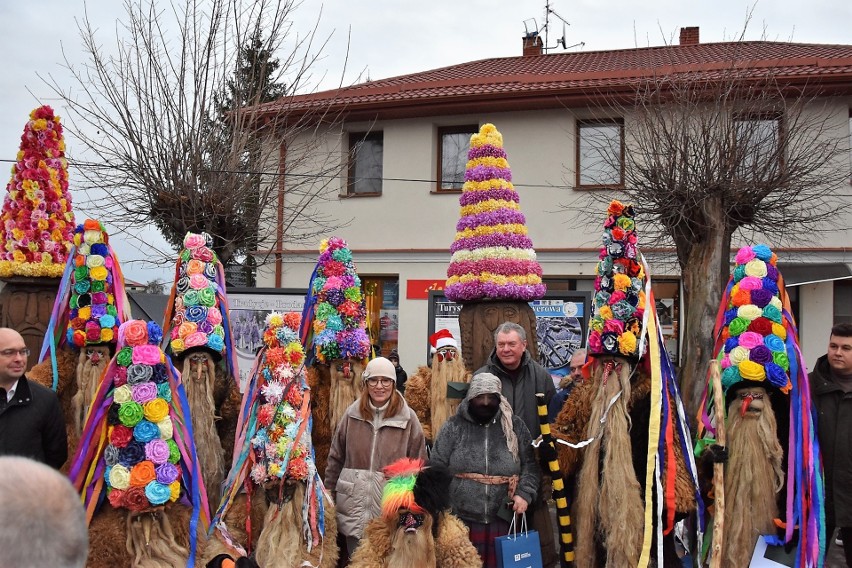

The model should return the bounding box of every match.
[551,201,701,567]
[163,232,242,502]
[207,312,338,568]
[30,220,132,464]
[695,244,824,567]
[404,329,471,443]
[349,458,481,568]
[298,236,371,479]
[68,319,209,567]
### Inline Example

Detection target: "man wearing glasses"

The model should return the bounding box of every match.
[0,328,67,469]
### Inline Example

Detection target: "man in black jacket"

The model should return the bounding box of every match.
[0,328,67,469]
[810,321,852,565]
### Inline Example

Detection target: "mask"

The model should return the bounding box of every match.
[469,399,499,424]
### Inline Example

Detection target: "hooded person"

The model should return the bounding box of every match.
[349,457,482,568]
[68,319,209,568]
[695,244,824,567]
[430,372,540,567]
[30,219,132,463]
[163,231,242,503]
[298,236,372,479]
[550,200,701,568]
[404,329,471,443]
[205,312,338,568]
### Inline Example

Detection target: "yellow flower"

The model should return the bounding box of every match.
[169,481,180,502]
[143,399,170,423]
[599,306,614,320]
[613,273,632,291]
[31,118,47,131]
[771,323,787,340]
[455,223,527,240]
[78,306,92,321]
[739,360,766,381]
[100,328,114,343]
[89,266,108,281]
[618,332,637,355]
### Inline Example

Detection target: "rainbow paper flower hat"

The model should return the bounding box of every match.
[0,105,75,278]
[300,236,371,364]
[587,200,647,360]
[249,312,314,485]
[65,220,127,348]
[444,123,546,303]
[717,244,791,394]
[168,232,227,359]
[102,320,185,512]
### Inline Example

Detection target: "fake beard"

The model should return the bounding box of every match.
[182,353,225,500]
[385,511,436,568]
[574,359,644,568]
[126,509,189,567]
[72,346,110,437]
[255,483,304,568]
[722,394,784,568]
[430,352,466,438]
[329,360,363,433]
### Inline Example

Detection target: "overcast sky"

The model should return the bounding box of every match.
[0,0,849,282]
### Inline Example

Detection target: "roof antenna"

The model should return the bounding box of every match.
[539,0,584,53]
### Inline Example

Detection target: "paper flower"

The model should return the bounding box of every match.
[0,106,75,277]
[444,123,546,302]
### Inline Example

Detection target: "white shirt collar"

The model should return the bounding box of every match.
[3,380,19,403]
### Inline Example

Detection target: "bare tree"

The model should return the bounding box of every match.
[43,0,348,270]
[576,46,850,419]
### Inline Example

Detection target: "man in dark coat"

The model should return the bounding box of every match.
[0,328,67,469]
[810,321,852,565]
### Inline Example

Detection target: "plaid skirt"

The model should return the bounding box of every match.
[465,518,511,568]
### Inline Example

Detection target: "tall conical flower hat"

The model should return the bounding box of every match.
[444,123,546,302]
[0,105,75,277]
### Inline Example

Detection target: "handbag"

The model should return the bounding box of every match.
[446,381,470,399]
[495,513,543,568]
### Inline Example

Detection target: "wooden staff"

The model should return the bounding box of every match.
[709,360,726,568]
[536,392,574,567]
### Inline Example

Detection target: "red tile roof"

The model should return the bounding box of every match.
[258,41,852,121]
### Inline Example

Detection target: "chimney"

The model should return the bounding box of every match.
[679,27,699,46]
[523,33,543,57]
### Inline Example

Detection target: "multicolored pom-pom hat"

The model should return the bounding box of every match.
[698,244,825,566]
[299,236,371,366]
[444,123,546,303]
[69,319,209,565]
[38,219,132,389]
[163,232,238,376]
[213,312,328,555]
[587,200,647,360]
[715,244,792,395]
[0,105,76,278]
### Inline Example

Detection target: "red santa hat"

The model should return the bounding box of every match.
[429,329,458,354]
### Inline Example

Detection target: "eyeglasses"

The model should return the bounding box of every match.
[435,347,456,363]
[0,348,30,358]
[365,377,394,387]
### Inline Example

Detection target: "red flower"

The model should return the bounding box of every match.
[748,317,773,337]
[123,486,150,512]
[107,489,126,508]
[109,425,133,448]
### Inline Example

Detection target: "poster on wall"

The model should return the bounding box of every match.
[427,291,590,376]
[227,287,306,391]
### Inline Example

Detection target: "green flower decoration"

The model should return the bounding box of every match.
[167,439,180,463]
[116,347,134,367]
[772,350,790,371]
[198,287,216,307]
[728,317,749,336]
[118,401,144,427]
[344,287,362,302]
[91,280,105,293]
[332,248,352,263]
[183,290,199,306]
[616,217,635,231]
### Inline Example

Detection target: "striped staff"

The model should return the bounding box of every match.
[536,392,574,567]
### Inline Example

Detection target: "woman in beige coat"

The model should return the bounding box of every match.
[325,357,427,560]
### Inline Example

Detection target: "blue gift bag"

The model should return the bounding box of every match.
[495,514,543,568]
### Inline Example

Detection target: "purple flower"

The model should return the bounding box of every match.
[450,233,534,253]
[750,288,773,308]
[464,165,513,183]
[749,345,773,365]
[467,145,507,160]
[155,462,180,484]
[455,209,527,231]
[459,189,519,207]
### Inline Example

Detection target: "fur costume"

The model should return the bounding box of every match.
[298,237,371,479]
[349,458,481,568]
[32,220,132,468]
[69,320,210,568]
[696,244,824,567]
[550,201,701,568]
[207,312,338,568]
[405,357,471,442]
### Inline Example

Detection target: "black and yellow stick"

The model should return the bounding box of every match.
[536,392,574,567]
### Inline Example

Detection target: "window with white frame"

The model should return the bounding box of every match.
[576,120,623,188]
[347,132,384,196]
[437,125,478,191]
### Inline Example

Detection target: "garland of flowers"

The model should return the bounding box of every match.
[304,237,370,364]
[587,200,646,359]
[717,244,791,393]
[168,232,227,357]
[444,123,546,302]
[0,105,75,277]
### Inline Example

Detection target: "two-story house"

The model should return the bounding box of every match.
[252,27,852,370]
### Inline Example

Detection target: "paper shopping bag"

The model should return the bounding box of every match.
[495,514,543,568]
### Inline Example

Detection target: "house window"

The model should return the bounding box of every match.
[577,120,623,188]
[347,132,383,195]
[734,115,782,178]
[437,125,478,191]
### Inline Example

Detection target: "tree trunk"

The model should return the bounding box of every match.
[677,227,731,425]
